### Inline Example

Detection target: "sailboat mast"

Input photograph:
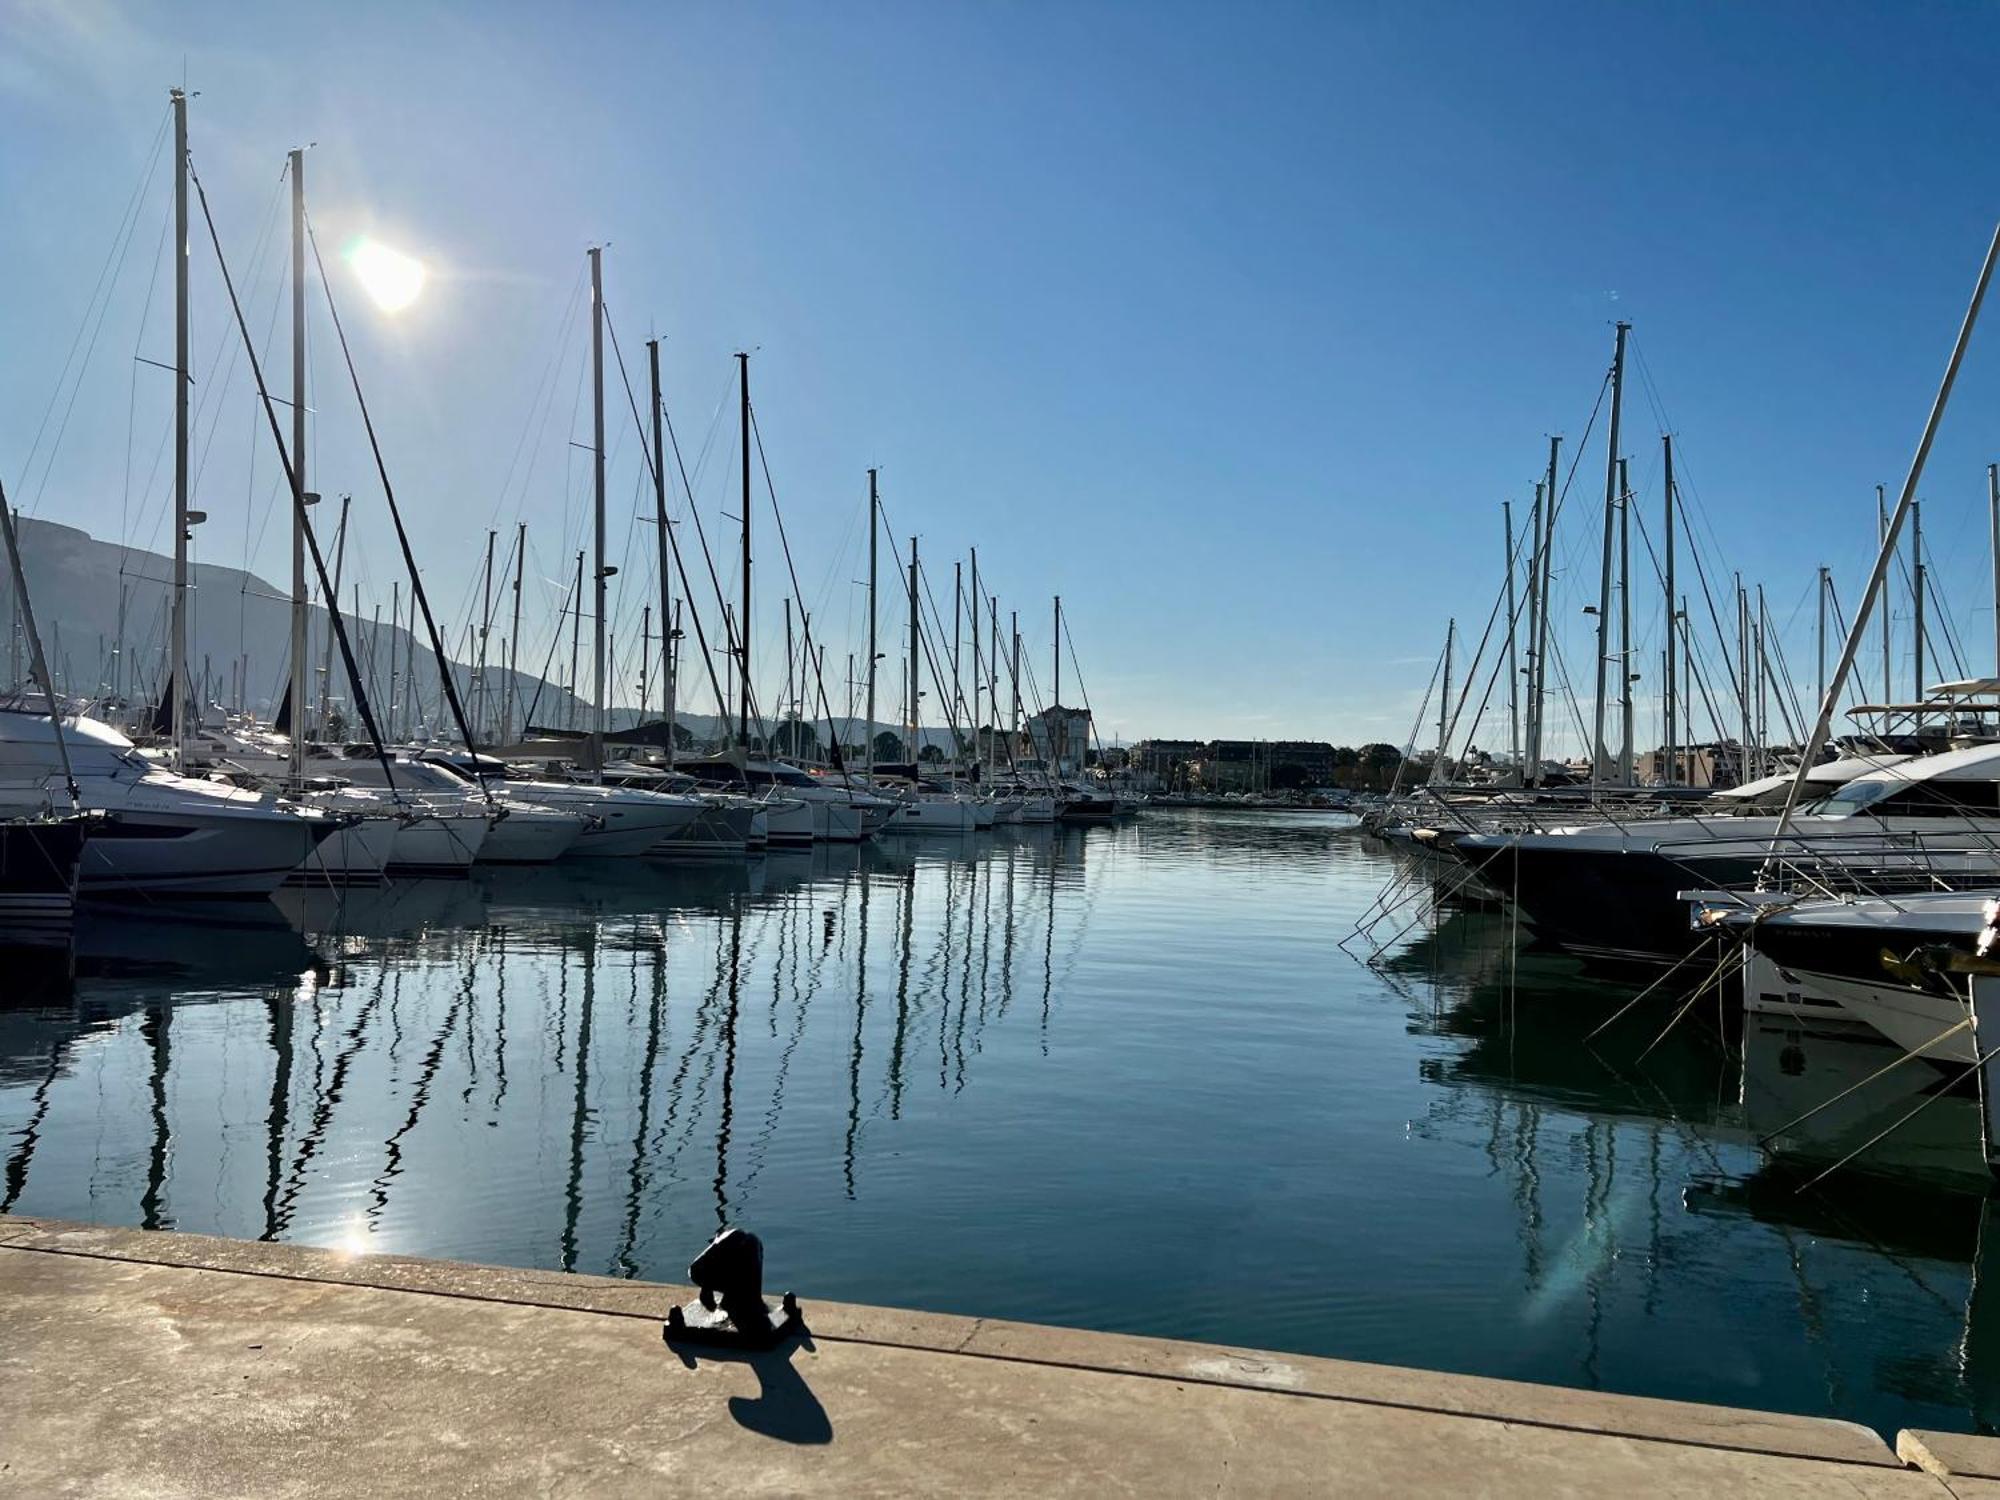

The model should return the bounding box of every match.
[319,494,350,737]
[1816,564,1832,741]
[648,338,674,763]
[289,146,308,783]
[568,549,583,732]
[171,87,190,774]
[1990,464,2000,679]
[1756,584,1770,769]
[1681,595,1694,777]
[1010,611,1021,761]
[865,468,878,769]
[640,604,652,723]
[1617,456,1633,783]
[503,521,524,746]
[1591,321,1630,787]
[389,580,400,740]
[1662,434,1676,785]
[1878,485,1891,705]
[1439,618,1454,775]
[476,527,495,743]
[1531,436,1560,780]
[988,593,998,772]
[908,537,921,752]
[960,552,976,764]
[736,352,752,749]
[589,246,607,783]
[1521,481,1541,779]
[1503,500,1520,777]
[1913,497,1927,734]
[1736,579,1750,780]
[1053,594,1062,775]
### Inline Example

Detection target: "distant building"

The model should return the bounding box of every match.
[1132,738,1202,789]
[1183,738,1338,793]
[1270,740,1336,786]
[1025,704,1093,777]
[1634,741,1743,789]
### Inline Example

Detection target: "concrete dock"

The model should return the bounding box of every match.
[1,1214,1993,1496]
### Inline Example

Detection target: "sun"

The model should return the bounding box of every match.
[345,236,427,314]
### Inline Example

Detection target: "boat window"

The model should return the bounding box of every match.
[1897,780,2000,813]
[1813,776,2000,817]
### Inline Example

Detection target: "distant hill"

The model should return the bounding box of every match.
[0,515,984,754]
[0,513,587,734]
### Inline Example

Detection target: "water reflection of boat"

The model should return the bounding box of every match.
[1729,1013,1984,1189]
[0,943,78,1007]
[275,877,491,942]
[474,860,754,920]
[71,901,316,984]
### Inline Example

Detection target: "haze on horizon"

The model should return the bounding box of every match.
[6,0,2000,754]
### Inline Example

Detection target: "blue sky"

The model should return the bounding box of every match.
[5,0,2000,750]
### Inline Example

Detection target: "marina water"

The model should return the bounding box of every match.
[2,809,1993,1439]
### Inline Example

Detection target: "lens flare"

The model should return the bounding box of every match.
[345,237,426,313]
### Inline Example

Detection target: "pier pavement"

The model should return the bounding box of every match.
[2,1214,1993,1495]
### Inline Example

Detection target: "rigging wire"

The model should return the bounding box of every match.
[13,104,171,514]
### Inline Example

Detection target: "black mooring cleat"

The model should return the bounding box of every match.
[663,1227,803,1351]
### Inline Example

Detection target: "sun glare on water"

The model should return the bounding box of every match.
[345,236,427,313]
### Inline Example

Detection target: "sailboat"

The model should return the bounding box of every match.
[0,91,343,899]
[511,246,708,858]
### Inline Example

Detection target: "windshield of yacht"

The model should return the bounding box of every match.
[1806,778,1904,819]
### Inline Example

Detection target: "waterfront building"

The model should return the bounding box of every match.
[1026,705,1093,777]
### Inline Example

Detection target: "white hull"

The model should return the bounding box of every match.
[290,814,396,884]
[651,799,760,857]
[479,803,586,864]
[77,808,328,896]
[1742,948,1973,1064]
[808,799,866,843]
[0,710,336,897]
[760,796,815,846]
[502,784,704,858]
[883,797,976,833]
[389,813,489,876]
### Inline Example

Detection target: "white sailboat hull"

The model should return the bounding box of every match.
[290,814,396,884]
[491,782,705,858]
[883,797,976,833]
[479,803,586,864]
[761,796,814,846]
[388,812,489,876]
[1015,795,1056,824]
